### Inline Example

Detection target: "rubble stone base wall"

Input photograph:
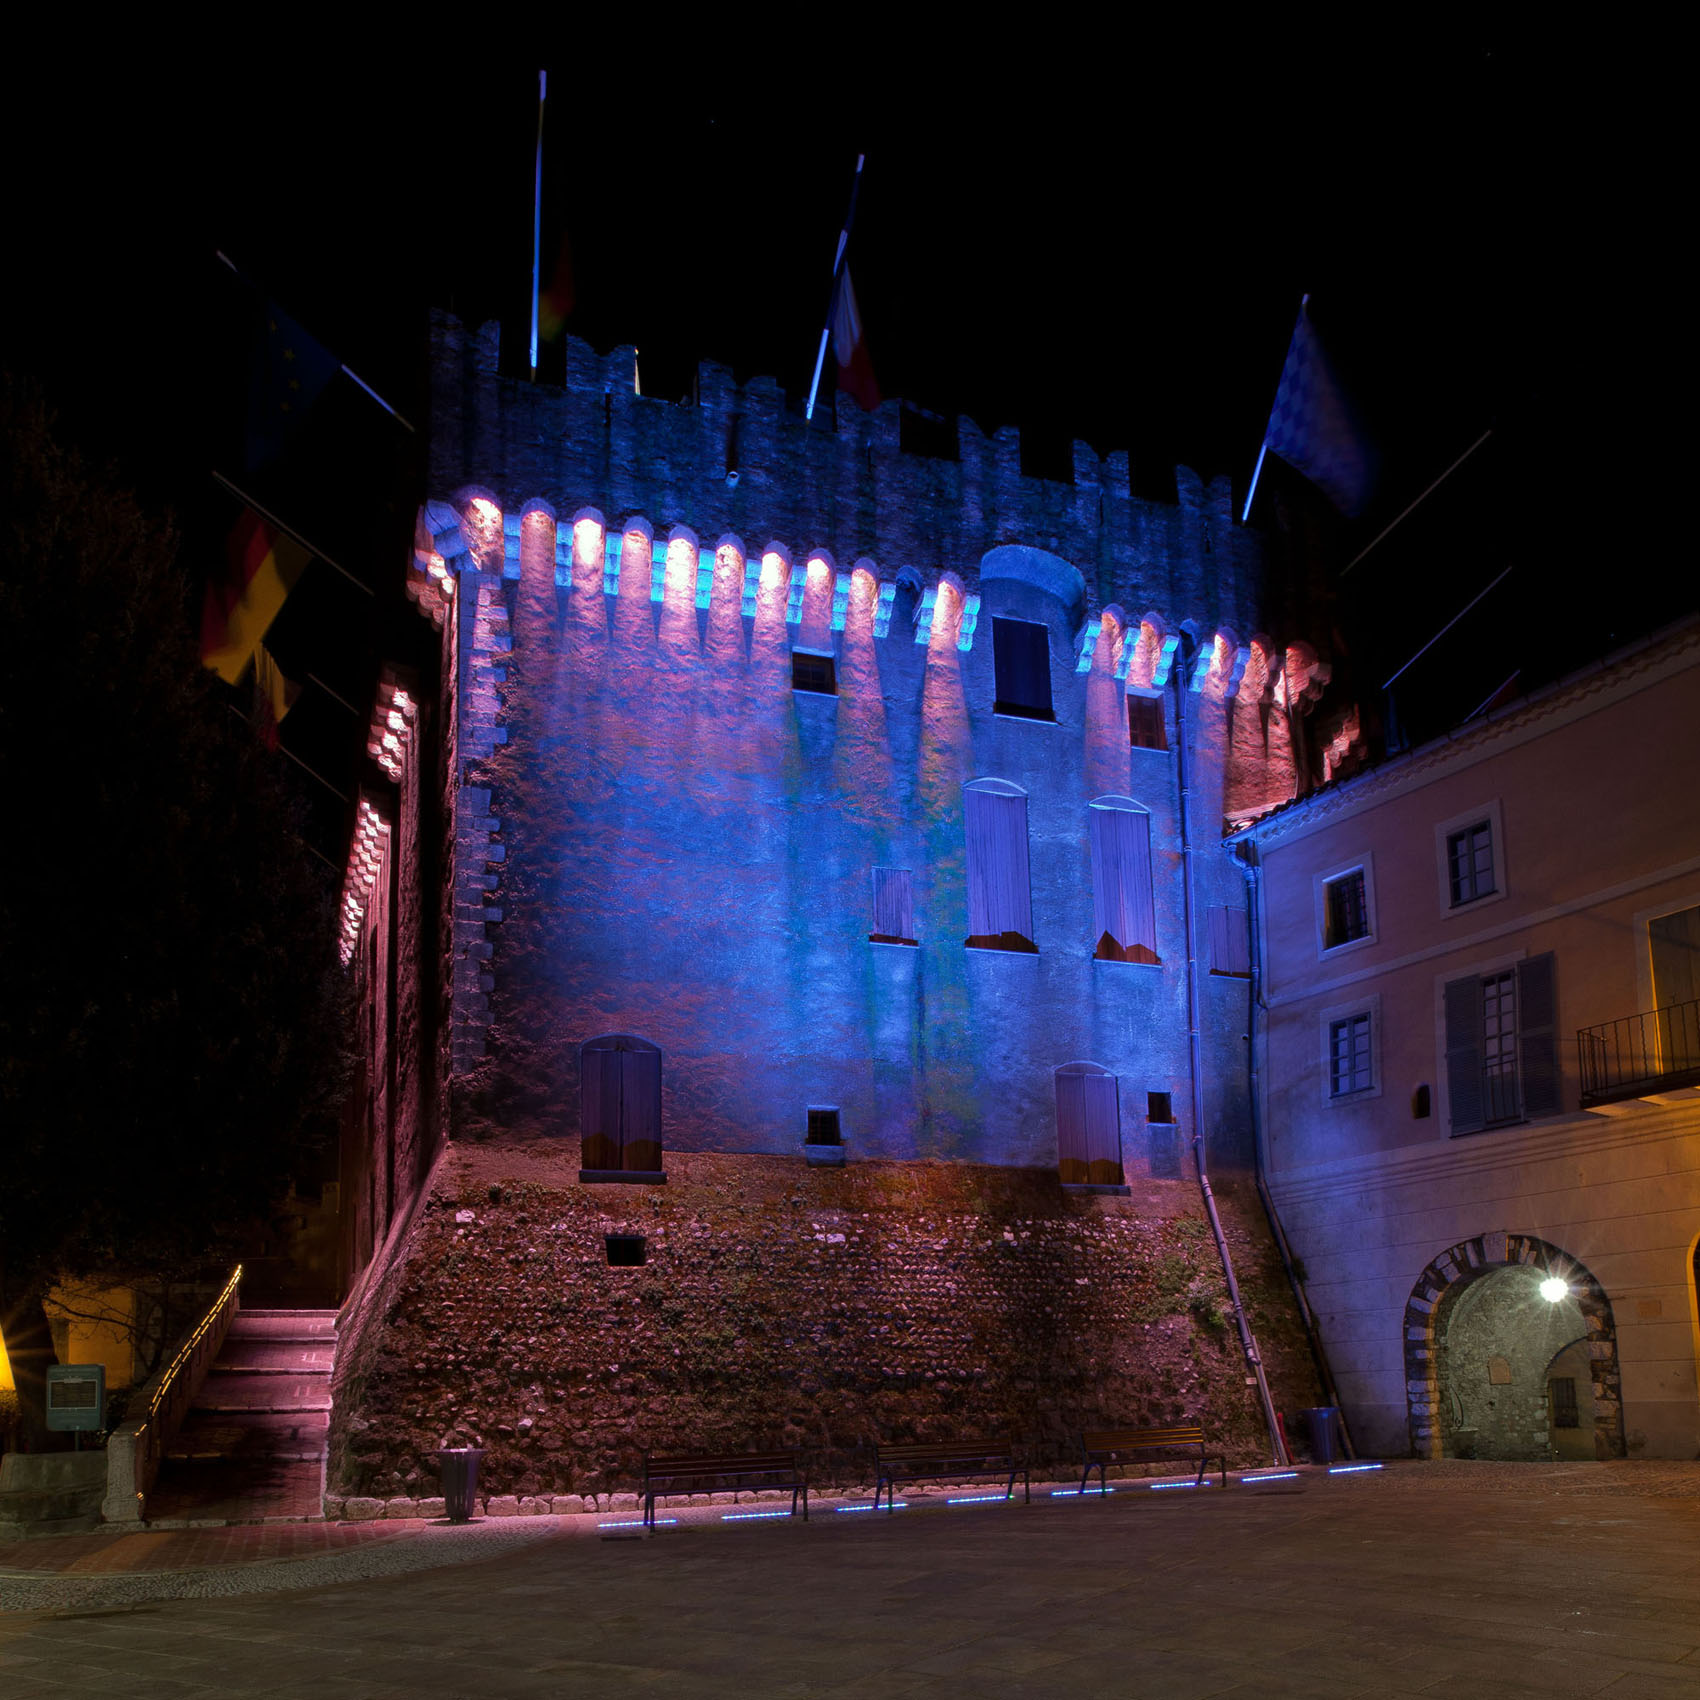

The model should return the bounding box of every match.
[328,1141,1320,1505]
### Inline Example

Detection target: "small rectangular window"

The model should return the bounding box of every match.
[1549,1377,1579,1428]
[1128,694,1168,751]
[605,1234,646,1267]
[1207,906,1251,976]
[806,1106,842,1146]
[1329,1014,1373,1097]
[992,618,1054,722]
[1147,1091,1174,1124]
[870,867,916,946]
[1323,870,1369,949]
[1447,821,1495,906]
[791,649,836,695]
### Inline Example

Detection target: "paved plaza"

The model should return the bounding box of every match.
[2,1462,1698,1697]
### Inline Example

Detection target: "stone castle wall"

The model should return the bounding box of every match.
[327,1143,1322,1505]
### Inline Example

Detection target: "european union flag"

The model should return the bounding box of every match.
[1261,300,1377,517]
[247,302,340,469]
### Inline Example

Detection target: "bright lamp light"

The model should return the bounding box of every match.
[1539,1276,1568,1302]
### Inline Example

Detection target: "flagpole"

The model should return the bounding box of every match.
[211,472,376,598]
[215,251,416,433]
[804,153,866,422]
[1241,293,1308,524]
[225,703,350,800]
[1338,428,1493,578]
[529,70,547,381]
[1380,564,1516,692]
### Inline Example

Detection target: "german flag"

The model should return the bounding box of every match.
[200,507,310,685]
[252,644,301,748]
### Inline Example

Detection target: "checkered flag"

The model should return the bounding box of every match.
[1260,300,1377,516]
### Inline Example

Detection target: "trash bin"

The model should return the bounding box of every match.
[438,1448,484,1523]
[1303,1407,1342,1465]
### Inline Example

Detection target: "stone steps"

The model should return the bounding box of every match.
[144,1309,337,1525]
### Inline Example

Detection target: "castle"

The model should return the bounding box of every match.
[321,313,1348,1506]
[322,311,1700,1507]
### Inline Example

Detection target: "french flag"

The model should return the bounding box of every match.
[831,265,880,412]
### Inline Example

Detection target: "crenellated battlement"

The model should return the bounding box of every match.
[427,312,1319,653]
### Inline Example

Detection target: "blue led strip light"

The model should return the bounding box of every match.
[946,1493,1009,1504]
[1328,1463,1384,1475]
[1240,1472,1299,1483]
[722,1509,792,1522]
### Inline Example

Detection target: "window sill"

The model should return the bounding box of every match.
[1093,952,1162,969]
[1326,1086,1381,1107]
[1444,887,1508,917]
[992,706,1058,725]
[868,934,918,947]
[1317,932,1377,962]
[1061,1182,1132,1195]
[579,1169,668,1185]
[965,934,1039,954]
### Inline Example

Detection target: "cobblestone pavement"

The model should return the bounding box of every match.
[0,1462,1696,1697]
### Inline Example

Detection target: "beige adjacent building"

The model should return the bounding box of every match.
[1235,618,1700,1460]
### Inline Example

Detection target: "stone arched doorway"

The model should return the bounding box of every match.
[1403,1232,1624,1460]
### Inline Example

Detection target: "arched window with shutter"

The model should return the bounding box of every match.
[579,1034,664,1182]
[964,778,1036,952]
[1054,1062,1124,1187]
[1089,796,1159,964]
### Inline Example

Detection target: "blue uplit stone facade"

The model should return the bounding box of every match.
[418,314,1341,1175]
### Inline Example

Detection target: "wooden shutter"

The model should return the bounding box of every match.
[1444,976,1485,1134]
[871,867,916,944]
[1649,906,1700,1006]
[1090,800,1157,962]
[1208,906,1251,975]
[1516,952,1561,1118]
[1082,1072,1123,1185]
[581,1044,621,1170]
[1055,1071,1089,1184]
[965,782,1034,947]
[620,1046,663,1172]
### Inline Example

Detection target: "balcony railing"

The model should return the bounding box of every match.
[1577,998,1700,1107]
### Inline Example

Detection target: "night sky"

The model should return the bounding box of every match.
[7,42,1677,859]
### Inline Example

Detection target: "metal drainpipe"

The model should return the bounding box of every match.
[1173,649,1288,1465]
[1234,838,1357,1459]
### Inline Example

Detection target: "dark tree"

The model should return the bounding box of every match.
[0,380,352,1445]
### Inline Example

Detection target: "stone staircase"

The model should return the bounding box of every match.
[144,1309,336,1526]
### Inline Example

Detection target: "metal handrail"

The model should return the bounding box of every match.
[100,1265,241,1525]
[1577,998,1700,1106]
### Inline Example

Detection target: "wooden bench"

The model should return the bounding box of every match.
[641,1450,807,1530]
[1079,1425,1227,1493]
[873,1438,1029,1512]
